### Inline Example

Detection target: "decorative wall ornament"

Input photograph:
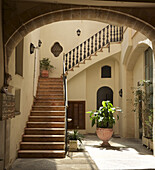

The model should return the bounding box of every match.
[51,42,63,57]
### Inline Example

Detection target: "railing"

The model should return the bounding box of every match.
[63,54,68,154]
[65,25,123,72]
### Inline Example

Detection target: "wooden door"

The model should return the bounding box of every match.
[67,101,85,129]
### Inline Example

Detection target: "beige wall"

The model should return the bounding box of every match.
[68,70,86,100]
[7,28,41,166]
[40,20,108,77]
[68,55,121,135]
[67,26,150,139]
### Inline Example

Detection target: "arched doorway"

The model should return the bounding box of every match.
[97,86,113,110]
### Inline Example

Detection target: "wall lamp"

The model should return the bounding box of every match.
[30,40,42,54]
[119,89,123,97]
[76,29,81,36]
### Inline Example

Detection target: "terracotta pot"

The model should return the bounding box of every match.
[96,128,113,146]
[41,70,49,78]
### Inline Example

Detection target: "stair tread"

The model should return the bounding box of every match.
[37,94,63,95]
[31,111,65,112]
[21,142,65,144]
[18,150,65,153]
[34,101,64,102]
[38,90,63,92]
[29,116,65,118]
[25,128,65,130]
[27,122,65,124]
[23,135,65,137]
[32,106,65,107]
[35,98,64,100]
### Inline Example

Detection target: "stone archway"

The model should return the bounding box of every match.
[5,7,155,63]
[3,4,155,153]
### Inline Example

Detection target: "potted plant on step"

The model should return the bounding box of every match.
[87,101,119,146]
[40,57,54,78]
[67,130,84,151]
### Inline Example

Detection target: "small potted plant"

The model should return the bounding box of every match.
[40,58,54,77]
[67,130,84,151]
[87,101,119,146]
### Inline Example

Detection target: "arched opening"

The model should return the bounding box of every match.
[97,86,113,110]
[4,7,155,62]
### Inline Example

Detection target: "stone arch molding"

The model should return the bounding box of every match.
[127,39,153,71]
[6,7,155,61]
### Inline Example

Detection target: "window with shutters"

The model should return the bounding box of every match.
[67,101,85,129]
[101,65,111,78]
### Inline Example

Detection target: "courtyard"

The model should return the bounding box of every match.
[11,135,155,170]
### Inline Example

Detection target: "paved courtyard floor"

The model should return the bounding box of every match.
[11,135,155,170]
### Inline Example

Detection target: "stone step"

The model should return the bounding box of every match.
[36,94,64,99]
[37,87,63,91]
[39,77,63,81]
[35,98,64,102]
[37,90,63,95]
[27,122,65,128]
[25,128,65,135]
[34,101,65,106]
[32,106,65,111]
[20,142,65,150]
[18,150,65,158]
[22,135,65,142]
[39,84,63,88]
[29,116,65,122]
[38,81,63,85]
[31,111,65,116]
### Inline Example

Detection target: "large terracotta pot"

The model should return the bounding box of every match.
[96,128,113,146]
[41,70,49,78]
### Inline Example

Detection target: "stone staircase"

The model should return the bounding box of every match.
[18,77,66,158]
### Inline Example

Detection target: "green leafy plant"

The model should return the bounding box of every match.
[132,80,153,139]
[67,130,84,143]
[87,101,119,128]
[40,58,54,71]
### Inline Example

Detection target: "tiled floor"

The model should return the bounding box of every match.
[11,135,155,170]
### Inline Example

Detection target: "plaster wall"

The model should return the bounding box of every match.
[68,56,120,135]
[86,57,120,134]
[40,20,107,77]
[7,28,41,166]
[121,28,132,64]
